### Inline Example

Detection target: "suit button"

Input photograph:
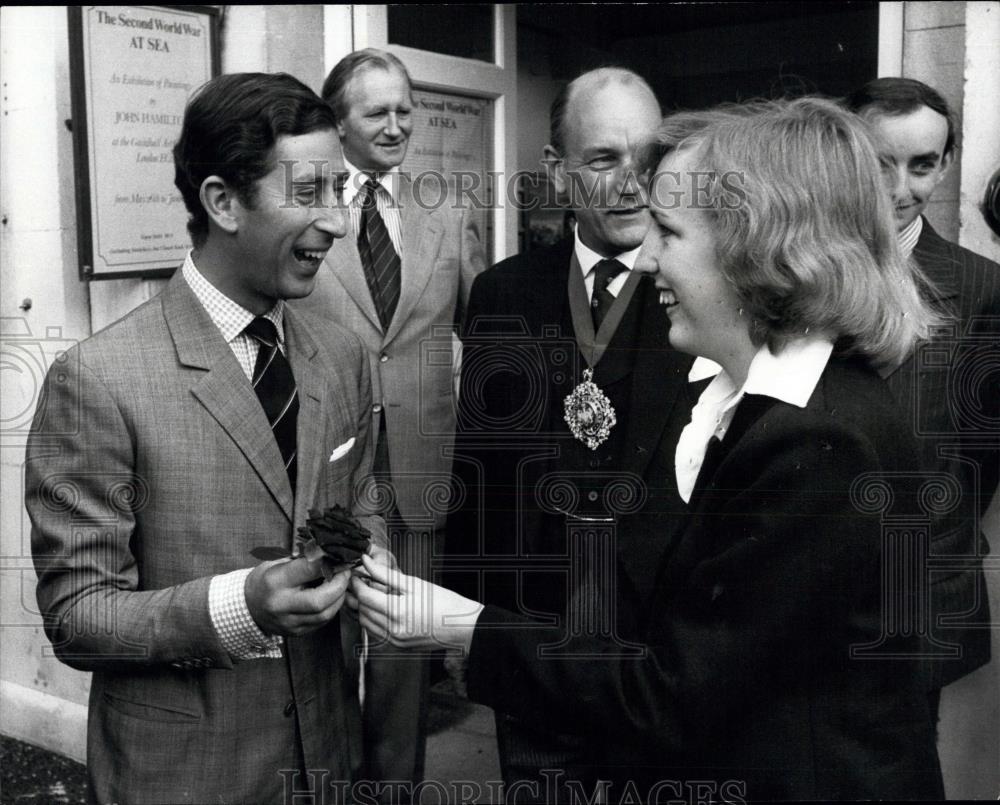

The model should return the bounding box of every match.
[591,299,599,308]
[379,353,389,363]
[283,699,295,717]
[587,491,599,502]
[372,403,383,414]
[589,458,600,469]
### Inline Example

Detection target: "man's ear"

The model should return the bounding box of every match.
[936,149,954,186]
[542,144,567,198]
[200,175,239,235]
[336,117,347,139]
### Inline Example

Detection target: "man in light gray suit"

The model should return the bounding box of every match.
[294,48,485,794]
[27,73,386,803]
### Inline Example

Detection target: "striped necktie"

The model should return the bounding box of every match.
[244,317,298,490]
[357,177,402,330]
[591,258,627,330]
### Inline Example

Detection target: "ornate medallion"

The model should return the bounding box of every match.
[563,368,617,450]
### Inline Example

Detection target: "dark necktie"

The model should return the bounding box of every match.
[591,258,627,331]
[244,317,299,491]
[357,177,402,330]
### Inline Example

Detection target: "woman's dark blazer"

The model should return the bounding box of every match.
[467,355,944,801]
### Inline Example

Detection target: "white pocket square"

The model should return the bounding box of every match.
[329,437,355,463]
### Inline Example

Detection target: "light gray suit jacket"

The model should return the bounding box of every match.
[294,173,485,529]
[26,270,385,803]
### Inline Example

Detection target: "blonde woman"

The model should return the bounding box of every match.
[353,98,944,800]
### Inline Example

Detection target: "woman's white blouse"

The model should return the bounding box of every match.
[676,337,835,503]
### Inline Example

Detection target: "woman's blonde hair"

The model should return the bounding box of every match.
[640,97,938,369]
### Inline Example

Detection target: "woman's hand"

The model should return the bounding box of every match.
[367,541,397,569]
[349,554,484,653]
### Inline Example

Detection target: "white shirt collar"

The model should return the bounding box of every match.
[573,228,642,276]
[742,336,834,406]
[898,215,923,258]
[342,156,400,207]
[689,357,724,382]
[688,336,834,405]
[181,251,284,346]
[675,335,834,503]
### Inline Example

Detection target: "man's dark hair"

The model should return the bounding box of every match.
[173,72,336,248]
[321,48,413,120]
[845,77,957,157]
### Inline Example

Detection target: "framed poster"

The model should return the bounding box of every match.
[405,87,494,262]
[68,5,220,280]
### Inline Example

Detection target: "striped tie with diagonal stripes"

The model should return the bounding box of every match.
[244,317,299,491]
[357,177,402,330]
[591,258,627,331]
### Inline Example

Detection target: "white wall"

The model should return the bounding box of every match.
[902,1,967,241]
[958,1,1000,258]
[1,5,93,762]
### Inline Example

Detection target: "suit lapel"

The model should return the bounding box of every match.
[608,281,695,603]
[386,175,443,345]
[284,308,329,529]
[885,217,958,383]
[623,278,694,477]
[162,274,294,523]
[324,236,382,332]
[688,394,778,512]
[538,252,694,464]
[912,218,960,303]
[538,248,576,436]
[590,274,642,388]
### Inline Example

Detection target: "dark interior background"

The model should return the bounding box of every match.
[391,3,879,108]
[517,2,879,108]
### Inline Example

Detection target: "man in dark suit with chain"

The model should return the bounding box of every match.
[445,67,694,799]
[847,78,1000,725]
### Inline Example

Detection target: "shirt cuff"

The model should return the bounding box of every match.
[208,568,283,660]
